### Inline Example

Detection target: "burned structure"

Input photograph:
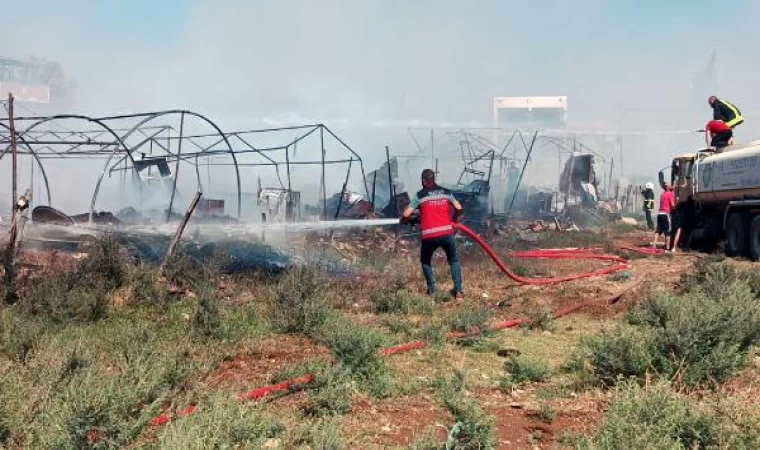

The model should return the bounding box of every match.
[0,108,368,227]
[559,152,599,207]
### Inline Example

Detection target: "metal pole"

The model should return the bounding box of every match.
[166,112,185,222]
[4,94,19,303]
[371,171,377,212]
[386,145,396,217]
[9,94,17,209]
[333,159,353,221]
[607,156,615,200]
[507,131,538,214]
[320,125,327,220]
[160,191,202,272]
[285,145,293,221]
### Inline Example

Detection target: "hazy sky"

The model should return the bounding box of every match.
[5,0,760,126]
[3,0,760,212]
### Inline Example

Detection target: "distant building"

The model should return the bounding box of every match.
[493,96,567,129]
[0,56,74,104]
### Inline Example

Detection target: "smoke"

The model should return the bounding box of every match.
[3,0,760,213]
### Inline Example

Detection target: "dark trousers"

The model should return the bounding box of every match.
[420,234,463,293]
[644,209,654,230]
[711,130,732,148]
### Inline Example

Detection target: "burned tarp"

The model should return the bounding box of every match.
[325,191,374,219]
[559,153,599,207]
[32,205,76,226]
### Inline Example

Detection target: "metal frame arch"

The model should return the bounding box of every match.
[0,121,53,205]
[111,110,241,218]
[7,114,142,223]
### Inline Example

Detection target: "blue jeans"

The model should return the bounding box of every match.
[420,234,463,293]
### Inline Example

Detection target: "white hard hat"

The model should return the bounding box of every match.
[645,182,654,189]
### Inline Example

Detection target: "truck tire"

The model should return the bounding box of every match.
[749,216,760,261]
[726,213,749,257]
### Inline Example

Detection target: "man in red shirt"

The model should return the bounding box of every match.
[401,169,464,299]
[705,119,733,150]
[652,182,676,250]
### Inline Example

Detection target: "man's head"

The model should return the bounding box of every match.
[708,95,718,107]
[664,182,672,191]
[421,169,436,188]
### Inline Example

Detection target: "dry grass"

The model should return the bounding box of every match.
[0,230,755,449]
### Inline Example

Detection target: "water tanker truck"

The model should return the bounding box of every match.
[660,140,760,259]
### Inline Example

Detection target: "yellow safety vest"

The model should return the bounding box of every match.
[720,100,744,128]
[644,199,654,210]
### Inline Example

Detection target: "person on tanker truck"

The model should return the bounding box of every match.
[709,96,744,129]
[704,119,733,151]
[640,182,655,230]
[400,169,465,300]
[652,182,676,250]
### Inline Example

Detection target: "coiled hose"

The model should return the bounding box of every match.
[453,222,630,285]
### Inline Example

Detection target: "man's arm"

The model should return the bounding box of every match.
[705,129,712,146]
[399,196,419,224]
[451,198,463,222]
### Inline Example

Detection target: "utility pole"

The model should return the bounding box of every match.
[4,94,20,303]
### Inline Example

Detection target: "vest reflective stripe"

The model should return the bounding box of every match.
[419,194,452,203]
[721,100,744,128]
[644,199,654,210]
[421,225,453,236]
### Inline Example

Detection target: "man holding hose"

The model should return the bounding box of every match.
[400,169,465,299]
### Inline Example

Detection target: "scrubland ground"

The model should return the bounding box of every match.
[2,225,760,449]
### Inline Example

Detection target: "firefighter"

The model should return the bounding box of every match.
[401,169,464,299]
[640,182,655,230]
[709,96,744,129]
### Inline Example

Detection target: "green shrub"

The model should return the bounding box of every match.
[130,269,166,307]
[15,327,194,448]
[287,418,346,450]
[302,367,353,417]
[0,399,8,446]
[435,371,496,450]
[573,261,760,387]
[500,355,550,391]
[20,238,128,323]
[448,304,491,335]
[523,307,555,332]
[568,326,655,387]
[407,427,441,450]
[161,253,205,291]
[371,289,432,315]
[577,380,760,449]
[320,318,391,398]
[0,312,47,365]
[272,267,329,336]
[270,360,326,385]
[190,293,224,339]
[418,322,448,346]
[533,404,556,424]
[156,393,283,449]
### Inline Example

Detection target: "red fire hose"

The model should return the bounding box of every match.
[453,222,630,285]
[148,226,635,428]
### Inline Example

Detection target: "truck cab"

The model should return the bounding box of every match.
[664,153,697,206]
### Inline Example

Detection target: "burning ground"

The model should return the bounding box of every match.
[2,224,760,449]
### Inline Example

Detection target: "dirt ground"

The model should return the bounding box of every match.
[3,223,729,449]
[193,226,706,449]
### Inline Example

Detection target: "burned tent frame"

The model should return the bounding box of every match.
[0,108,367,222]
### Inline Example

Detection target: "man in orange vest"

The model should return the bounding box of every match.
[401,169,464,299]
